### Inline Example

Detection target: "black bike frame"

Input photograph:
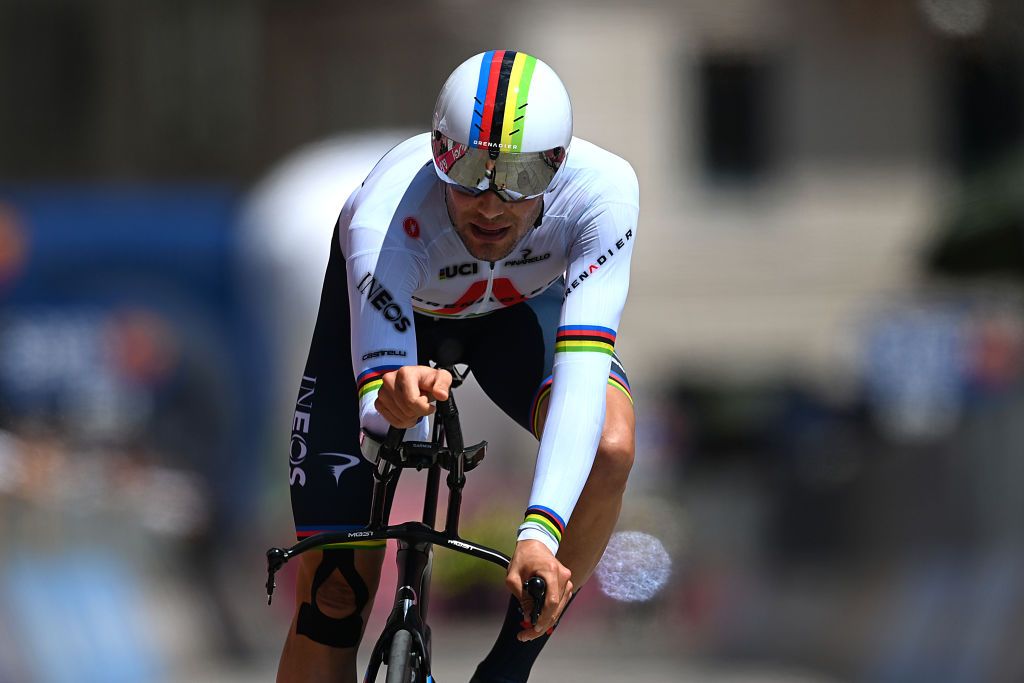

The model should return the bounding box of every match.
[266,370,512,682]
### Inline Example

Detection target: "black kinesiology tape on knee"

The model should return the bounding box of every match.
[296,549,371,648]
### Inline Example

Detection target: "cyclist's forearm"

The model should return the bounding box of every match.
[519,352,610,553]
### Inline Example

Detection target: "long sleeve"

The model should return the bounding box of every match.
[344,221,429,440]
[517,189,639,554]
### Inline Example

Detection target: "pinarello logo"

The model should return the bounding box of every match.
[403,217,420,239]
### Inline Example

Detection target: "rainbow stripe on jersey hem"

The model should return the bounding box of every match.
[554,325,616,356]
[521,505,566,545]
[356,365,402,398]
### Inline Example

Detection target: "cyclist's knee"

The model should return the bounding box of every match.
[303,563,356,617]
[294,549,383,648]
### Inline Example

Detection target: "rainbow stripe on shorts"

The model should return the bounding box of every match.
[528,331,630,438]
[608,370,632,403]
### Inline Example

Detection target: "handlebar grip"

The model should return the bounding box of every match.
[525,576,547,627]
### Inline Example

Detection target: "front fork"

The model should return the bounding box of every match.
[363,539,434,681]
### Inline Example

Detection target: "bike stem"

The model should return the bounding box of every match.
[436,393,466,536]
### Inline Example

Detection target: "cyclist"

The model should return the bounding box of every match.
[278,50,638,683]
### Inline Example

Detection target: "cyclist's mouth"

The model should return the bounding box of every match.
[470,223,511,242]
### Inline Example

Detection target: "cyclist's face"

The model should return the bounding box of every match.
[444,185,543,262]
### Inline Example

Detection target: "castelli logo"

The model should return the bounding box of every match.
[403,217,420,238]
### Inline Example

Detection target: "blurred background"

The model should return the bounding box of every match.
[2,1,1024,681]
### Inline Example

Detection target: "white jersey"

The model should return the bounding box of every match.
[339,132,639,553]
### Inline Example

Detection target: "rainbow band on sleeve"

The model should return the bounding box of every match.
[356,365,403,398]
[554,325,616,355]
[521,505,566,546]
[471,50,538,152]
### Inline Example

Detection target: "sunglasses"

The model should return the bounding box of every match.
[432,132,566,202]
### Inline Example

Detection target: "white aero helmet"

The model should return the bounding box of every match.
[431,50,572,201]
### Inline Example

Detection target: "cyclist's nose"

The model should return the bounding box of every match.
[475,191,504,219]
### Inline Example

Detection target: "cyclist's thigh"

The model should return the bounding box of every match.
[460,296,550,434]
[286,224,387,646]
[466,285,633,438]
[414,300,546,432]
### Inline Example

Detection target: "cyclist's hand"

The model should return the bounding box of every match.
[506,539,573,642]
[376,366,452,428]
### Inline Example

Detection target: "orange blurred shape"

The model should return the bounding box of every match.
[971,316,1024,390]
[0,202,29,287]
[104,309,179,385]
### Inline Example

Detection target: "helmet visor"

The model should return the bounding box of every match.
[432,132,566,201]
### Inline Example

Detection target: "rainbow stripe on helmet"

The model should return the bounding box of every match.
[470,50,538,153]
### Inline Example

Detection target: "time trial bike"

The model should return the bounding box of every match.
[265,366,546,682]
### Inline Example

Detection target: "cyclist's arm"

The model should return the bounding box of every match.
[517,191,639,555]
[343,221,429,439]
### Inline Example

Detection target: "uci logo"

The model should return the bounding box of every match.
[439,262,479,280]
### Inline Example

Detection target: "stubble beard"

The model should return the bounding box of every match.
[453,226,523,262]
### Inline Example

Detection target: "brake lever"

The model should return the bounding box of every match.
[266,547,287,605]
[525,576,547,627]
